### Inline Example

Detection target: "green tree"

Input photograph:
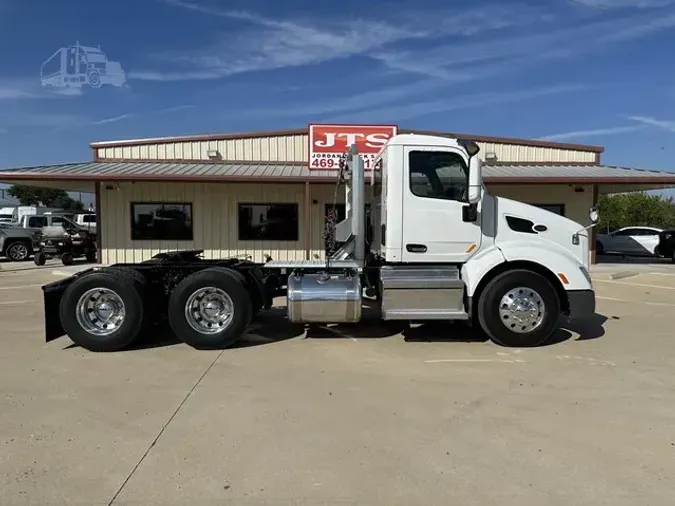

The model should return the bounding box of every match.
[597,192,675,232]
[6,185,84,210]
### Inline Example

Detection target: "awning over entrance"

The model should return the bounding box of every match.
[0,161,674,191]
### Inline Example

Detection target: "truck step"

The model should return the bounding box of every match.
[383,309,469,320]
[379,264,466,320]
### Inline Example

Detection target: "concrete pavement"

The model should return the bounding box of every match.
[0,269,674,505]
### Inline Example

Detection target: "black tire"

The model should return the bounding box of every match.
[168,267,252,350]
[4,240,30,261]
[61,252,74,266]
[59,269,150,352]
[477,269,560,348]
[85,251,97,263]
[34,252,46,266]
[596,240,604,255]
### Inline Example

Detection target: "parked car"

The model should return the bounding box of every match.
[0,227,40,261]
[655,229,675,261]
[596,226,663,257]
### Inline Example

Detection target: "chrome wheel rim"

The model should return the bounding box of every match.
[8,243,28,260]
[498,286,545,334]
[185,287,234,334]
[76,288,126,336]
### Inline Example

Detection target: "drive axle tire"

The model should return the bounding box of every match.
[168,268,252,350]
[59,269,149,352]
[61,253,74,266]
[477,269,560,348]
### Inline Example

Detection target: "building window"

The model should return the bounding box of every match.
[238,203,299,241]
[533,204,565,216]
[130,202,193,241]
[409,150,469,202]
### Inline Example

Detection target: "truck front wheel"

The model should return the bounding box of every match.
[167,268,252,350]
[477,269,560,348]
[59,269,150,352]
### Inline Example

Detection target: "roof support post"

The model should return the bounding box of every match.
[95,181,102,264]
[590,184,598,265]
[304,181,311,260]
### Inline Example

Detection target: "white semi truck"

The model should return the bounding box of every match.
[41,134,597,352]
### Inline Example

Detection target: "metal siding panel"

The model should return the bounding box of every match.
[296,134,308,162]
[166,143,176,160]
[149,144,158,159]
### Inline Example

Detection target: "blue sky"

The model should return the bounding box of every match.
[1,0,675,174]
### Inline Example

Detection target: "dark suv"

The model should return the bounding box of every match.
[656,229,675,261]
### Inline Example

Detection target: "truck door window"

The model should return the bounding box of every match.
[409,151,468,202]
[28,216,46,227]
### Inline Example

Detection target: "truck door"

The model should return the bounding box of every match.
[401,146,483,263]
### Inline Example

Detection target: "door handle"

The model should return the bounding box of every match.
[406,244,427,253]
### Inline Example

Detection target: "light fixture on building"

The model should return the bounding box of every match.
[207,149,221,160]
[485,152,498,163]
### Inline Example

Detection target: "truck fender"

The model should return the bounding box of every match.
[496,239,592,291]
[462,241,592,317]
[461,246,507,297]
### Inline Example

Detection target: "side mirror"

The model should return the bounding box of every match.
[467,156,482,204]
[589,206,599,224]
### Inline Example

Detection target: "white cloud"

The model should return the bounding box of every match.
[133,0,545,82]
[137,0,675,88]
[50,87,84,97]
[91,114,134,125]
[326,84,587,123]
[627,115,675,131]
[371,9,675,80]
[570,0,674,8]
[0,80,39,100]
[539,125,647,141]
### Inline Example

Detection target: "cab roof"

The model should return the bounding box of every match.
[385,133,464,149]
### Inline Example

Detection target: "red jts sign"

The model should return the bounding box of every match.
[308,124,398,170]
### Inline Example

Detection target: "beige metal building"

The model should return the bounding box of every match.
[2,126,675,265]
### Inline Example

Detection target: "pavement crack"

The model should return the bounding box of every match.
[107,349,226,505]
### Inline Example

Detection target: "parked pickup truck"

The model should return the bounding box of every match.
[0,227,40,261]
[1,212,96,234]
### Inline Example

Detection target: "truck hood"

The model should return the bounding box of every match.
[493,196,590,268]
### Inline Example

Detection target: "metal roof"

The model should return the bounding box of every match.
[0,161,674,185]
[88,126,606,153]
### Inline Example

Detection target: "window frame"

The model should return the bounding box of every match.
[408,149,470,203]
[237,202,300,242]
[130,202,194,241]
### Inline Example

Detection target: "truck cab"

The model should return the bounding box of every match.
[367,134,595,345]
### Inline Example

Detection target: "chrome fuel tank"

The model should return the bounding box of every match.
[287,272,362,323]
